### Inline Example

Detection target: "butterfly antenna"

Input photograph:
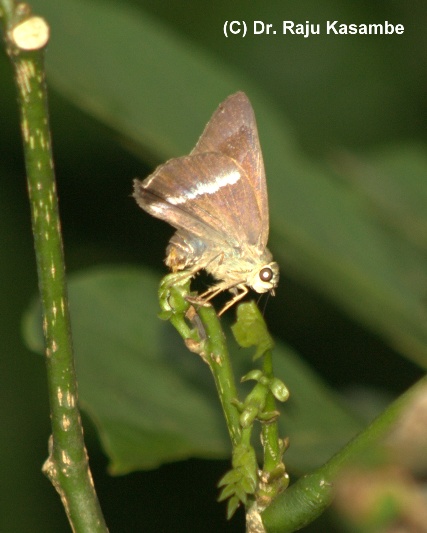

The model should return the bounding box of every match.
[258,292,271,316]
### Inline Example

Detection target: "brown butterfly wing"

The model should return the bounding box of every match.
[191,92,269,248]
[133,152,263,250]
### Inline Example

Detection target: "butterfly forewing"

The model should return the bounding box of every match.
[134,152,263,248]
[191,92,269,248]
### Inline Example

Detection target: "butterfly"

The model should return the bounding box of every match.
[133,92,279,315]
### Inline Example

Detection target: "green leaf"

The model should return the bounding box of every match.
[270,145,427,370]
[23,267,229,473]
[23,267,362,474]
[231,302,274,360]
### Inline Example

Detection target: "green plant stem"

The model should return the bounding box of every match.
[0,0,13,20]
[0,4,107,532]
[197,305,242,447]
[261,374,427,532]
[261,350,281,473]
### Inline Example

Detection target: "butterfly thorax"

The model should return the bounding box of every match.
[166,236,279,295]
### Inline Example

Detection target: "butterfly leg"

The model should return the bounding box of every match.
[197,282,249,315]
[199,283,229,303]
[218,285,248,316]
[187,281,231,311]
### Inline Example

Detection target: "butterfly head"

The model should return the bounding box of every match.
[248,261,279,295]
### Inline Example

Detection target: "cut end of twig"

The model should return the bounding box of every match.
[11,16,50,50]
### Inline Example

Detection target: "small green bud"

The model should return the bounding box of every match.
[241,369,263,382]
[240,405,259,428]
[269,378,290,402]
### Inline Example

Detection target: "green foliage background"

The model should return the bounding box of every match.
[1,1,426,531]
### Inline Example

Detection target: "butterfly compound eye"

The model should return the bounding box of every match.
[259,267,273,282]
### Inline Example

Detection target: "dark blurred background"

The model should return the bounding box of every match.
[1,1,425,531]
